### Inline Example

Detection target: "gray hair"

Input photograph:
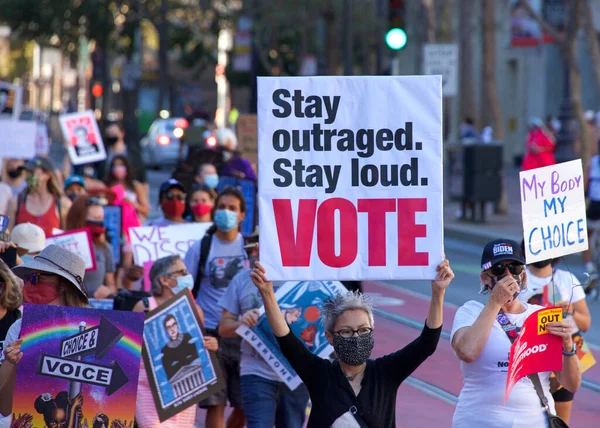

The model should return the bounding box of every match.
[149,255,180,296]
[216,127,237,150]
[320,291,375,332]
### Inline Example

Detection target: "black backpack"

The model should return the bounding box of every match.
[112,289,150,312]
[192,228,216,298]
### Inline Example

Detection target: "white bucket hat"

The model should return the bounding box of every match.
[11,223,46,254]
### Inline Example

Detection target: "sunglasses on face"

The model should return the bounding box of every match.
[488,263,524,276]
[164,193,186,201]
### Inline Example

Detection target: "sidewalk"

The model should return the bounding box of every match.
[444,167,525,246]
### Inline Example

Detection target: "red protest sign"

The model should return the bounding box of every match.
[504,307,563,402]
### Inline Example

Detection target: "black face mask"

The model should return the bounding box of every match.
[7,168,22,179]
[532,259,553,269]
[104,136,119,146]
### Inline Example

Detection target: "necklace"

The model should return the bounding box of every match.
[345,365,366,382]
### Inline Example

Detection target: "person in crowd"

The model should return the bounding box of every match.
[0,245,89,419]
[34,391,84,428]
[249,259,452,427]
[584,110,599,160]
[0,181,11,216]
[0,259,22,362]
[584,140,600,288]
[459,117,479,141]
[184,186,248,428]
[189,184,216,223]
[104,123,128,168]
[219,238,309,428]
[146,179,189,227]
[10,222,46,264]
[217,128,256,182]
[65,196,116,298]
[134,255,218,428]
[6,157,72,237]
[521,248,591,424]
[104,154,149,221]
[521,117,556,171]
[195,163,220,190]
[64,175,88,201]
[1,158,27,196]
[545,115,559,137]
[451,239,581,427]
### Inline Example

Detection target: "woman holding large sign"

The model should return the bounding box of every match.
[250,259,453,427]
[451,239,580,427]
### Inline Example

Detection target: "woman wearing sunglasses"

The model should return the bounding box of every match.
[250,258,454,428]
[451,239,581,427]
[146,179,189,227]
[0,245,89,422]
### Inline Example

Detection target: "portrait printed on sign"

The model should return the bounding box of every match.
[59,110,107,165]
[236,280,346,390]
[11,304,145,428]
[0,80,23,120]
[142,290,224,422]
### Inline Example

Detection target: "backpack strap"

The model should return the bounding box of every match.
[142,297,150,313]
[15,190,26,222]
[192,232,214,299]
[55,194,63,229]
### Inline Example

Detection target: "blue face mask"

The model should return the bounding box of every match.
[214,209,239,232]
[204,174,219,189]
[172,274,194,294]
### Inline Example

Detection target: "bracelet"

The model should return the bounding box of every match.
[563,342,577,357]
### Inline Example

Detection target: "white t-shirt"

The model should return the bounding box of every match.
[451,300,554,428]
[0,318,20,427]
[521,268,585,332]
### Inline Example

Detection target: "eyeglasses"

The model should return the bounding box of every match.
[166,269,189,277]
[24,272,60,285]
[165,321,178,330]
[334,327,373,338]
[164,193,186,201]
[489,263,524,276]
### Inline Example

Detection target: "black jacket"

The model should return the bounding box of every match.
[276,322,441,428]
[161,333,198,380]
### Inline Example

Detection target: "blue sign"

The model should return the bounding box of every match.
[104,206,122,265]
[217,177,256,236]
[0,215,8,232]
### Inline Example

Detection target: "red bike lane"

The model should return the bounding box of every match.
[365,281,600,427]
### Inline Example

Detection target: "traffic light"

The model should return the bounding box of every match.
[386,0,407,51]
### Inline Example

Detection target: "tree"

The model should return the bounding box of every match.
[582,0,600,116]
[521,0,588,165]
[458,0,477,127]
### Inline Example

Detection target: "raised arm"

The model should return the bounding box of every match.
[426,259,454,329]
[250,261,289,337]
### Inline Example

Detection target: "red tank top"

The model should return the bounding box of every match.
[16,195,61,237]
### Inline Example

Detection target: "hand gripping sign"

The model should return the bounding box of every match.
[258,76,444,281]
[504,307,563,402]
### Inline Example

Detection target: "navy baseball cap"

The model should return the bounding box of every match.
[64,175,87,191]
[481,239,525,271]
[24,157,55,172]
[159,178,185,197]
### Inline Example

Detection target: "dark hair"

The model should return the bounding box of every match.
[105,154,135,190]
[191,184,217,201]
[92,413,109,428]
[163,314,177,329]
[464,117,474,125]
[209,186,247,233]
[35,391,69,426]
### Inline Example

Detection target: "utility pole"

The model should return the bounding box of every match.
[343,0,353,75]
[158,0,169,115]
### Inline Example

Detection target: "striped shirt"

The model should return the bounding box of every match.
[135,297,197,427]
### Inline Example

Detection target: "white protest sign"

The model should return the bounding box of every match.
[46,228,97,272]
[423,44,458,97]
[130,223,212,265]
[258,76,444,281]
[59,110,107,165]
[0,121,37,159]
[520,160,587,263]
[0,80,23,120]
[35,123,50,155]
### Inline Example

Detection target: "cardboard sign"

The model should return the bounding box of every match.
[59,110,107,165]
[258,76,444,281]
[236,280,346,390]
[237,114,258,165]
[142,290,224,422]
[504,307,563,402]
[46,228,97,272]
[130,223,212,265]
[0,120,37,159]
[12,304,144,428]
[520,160,587,263]
[104,205,122,266]
[0,80,23,120]
[217,176,256,237]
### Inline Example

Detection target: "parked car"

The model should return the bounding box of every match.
[141,118,189,169]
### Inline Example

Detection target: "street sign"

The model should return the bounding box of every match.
[423,43,458,97]
[60,316,124,360]
[38,354,129,396]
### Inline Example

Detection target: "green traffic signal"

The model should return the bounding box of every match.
[385,28,407,50]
